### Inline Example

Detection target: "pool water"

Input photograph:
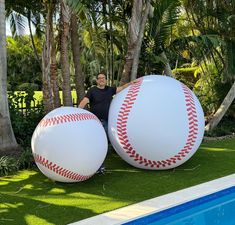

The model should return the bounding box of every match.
[124,186,235,225]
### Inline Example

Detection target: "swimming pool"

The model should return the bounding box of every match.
[70,174,235,225]
[124,186,235,225]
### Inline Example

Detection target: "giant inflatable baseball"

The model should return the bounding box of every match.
[108,75,204,170]
[31,107,108,182]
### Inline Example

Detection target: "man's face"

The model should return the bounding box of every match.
[96,74,107,87]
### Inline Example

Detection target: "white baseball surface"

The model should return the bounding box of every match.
[108,75,204,170]
[31,107,108,182]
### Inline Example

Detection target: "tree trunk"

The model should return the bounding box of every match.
[42,4,54,113]
[119,0,143,85]
[205,81,235,132]
[27,10,42,71]
[60,0,72,106]
[0,0,19,154]
[160,51,173,77]
[70,13,85,105]
[131,1,151,81]
[49,4,61,108]
[50,38,61,108]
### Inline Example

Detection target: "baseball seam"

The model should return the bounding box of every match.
[116,78,199,168]
[33,153,92,181]
[39,113,99,127]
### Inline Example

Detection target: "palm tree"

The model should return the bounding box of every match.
[60,0,72,106]
[130,0,151,81]
[142,0,181,76]
[183,0,235,131]
[70,12,85,103]
[119,0,144,85]
[68,0,131,86]
[0,0,19,154]
[42,1,55,113]
[5,0,44,69]
[120,0,181,83]
[49,2,61,109]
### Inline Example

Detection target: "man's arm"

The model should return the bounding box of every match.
[116,80,138,93]
[78,97,89,108]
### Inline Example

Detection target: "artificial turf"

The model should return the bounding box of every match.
[0,137,235,225]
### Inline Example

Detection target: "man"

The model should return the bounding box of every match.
[79,72,133,174]
[79,73,132,133]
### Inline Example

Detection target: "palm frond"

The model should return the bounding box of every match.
[66,0,84,15]
[9,11,27,36]
[148,0,181,50]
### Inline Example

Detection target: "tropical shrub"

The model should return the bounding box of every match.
[193,63,232,117]
[173,66,198,89]
[0,156,18,176]
[0,148,35,176]
[7,36,42,91]
[8,90,44,148]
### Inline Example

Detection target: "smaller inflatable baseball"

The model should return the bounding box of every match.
[31,107,108,182]
[108,75,204,170]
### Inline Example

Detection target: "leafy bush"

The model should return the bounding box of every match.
[0,156,19,176]
[8,89,45,148]
[16,83,39,91]
[193,63,232,117]
[205,116,235,137]
[172,67,198,89]
[3,90,44,173]
[0,148,35,176]
[7,36,42,91]
[17,147,35,169]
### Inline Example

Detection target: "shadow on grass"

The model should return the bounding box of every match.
[0,192,94,225]
[1,138,235,225]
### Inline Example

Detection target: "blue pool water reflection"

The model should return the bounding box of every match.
[124,186,235,225]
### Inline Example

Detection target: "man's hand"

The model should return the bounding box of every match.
[130,80,138,85]
[116,79,139,93]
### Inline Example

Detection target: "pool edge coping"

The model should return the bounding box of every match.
[69,173,235,225]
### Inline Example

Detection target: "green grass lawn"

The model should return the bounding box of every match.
[1,138,235,225]
[32,91,78,102]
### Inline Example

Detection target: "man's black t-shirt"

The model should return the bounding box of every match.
[85,86,117,121]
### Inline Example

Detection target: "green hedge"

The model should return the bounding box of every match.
[172,67,198,89]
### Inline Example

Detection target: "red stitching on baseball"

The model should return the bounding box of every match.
[39,113,99,127]
[116,78,199,169]
[33,153,92,181]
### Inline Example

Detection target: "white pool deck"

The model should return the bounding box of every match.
[69,173,235,225]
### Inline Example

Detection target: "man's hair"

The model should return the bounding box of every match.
[96,72,106,79]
